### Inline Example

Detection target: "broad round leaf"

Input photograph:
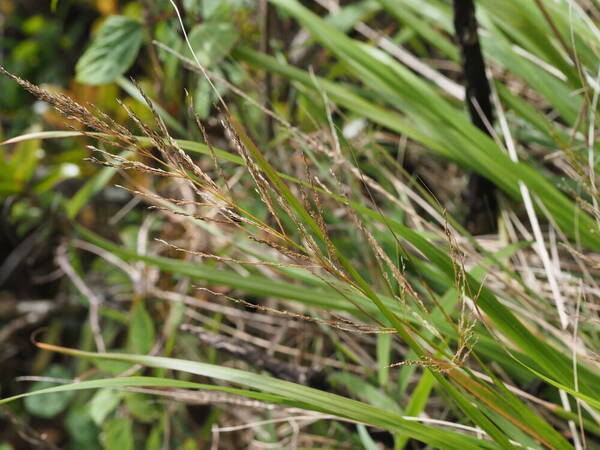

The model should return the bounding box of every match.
[188,22,239,68]
[101,417,133,450]
[24,365,74,418]
[75,16,143,85]
[127,302,156,354]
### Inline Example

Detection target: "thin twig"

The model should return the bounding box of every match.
[55,242,106,352]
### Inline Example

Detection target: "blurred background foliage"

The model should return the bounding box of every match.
[1,1,262,448]
[0,0,255,279]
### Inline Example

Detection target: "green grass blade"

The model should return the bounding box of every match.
[7,343,502,449]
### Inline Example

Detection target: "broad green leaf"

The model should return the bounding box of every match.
[76,16,143,85]
[194,76,213,118]
[188,22,239,68]
[89,388,124,425]
[102,417,134,450]
[65,404,101,449]
[24,365,74,418]
[202,0,223,19]
[145,425,163,450]
[125,392,162,423]
[128,301,156,354]
[9,131,40,186]
[182,439,200,450]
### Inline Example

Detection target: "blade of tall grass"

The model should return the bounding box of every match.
[394,370,435,449]
[9,125,596,439]
[1,344,504,450]
[0,376,291,408]
[376,0,459,61]
[74,224,536,384]
[448,369,573,449]
[7,131,597,395]
[77,185,598,401]
[235,44,600,252]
